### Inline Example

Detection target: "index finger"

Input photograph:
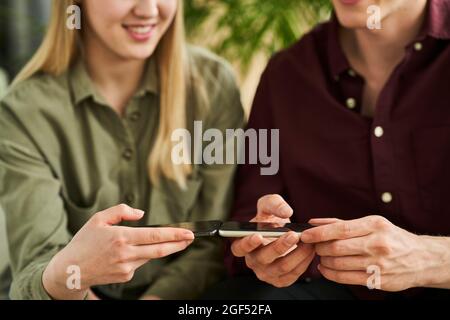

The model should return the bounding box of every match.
[124,227,195,245]
[301,218,373,243]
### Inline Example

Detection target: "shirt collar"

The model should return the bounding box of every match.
[327,0,450,79]
[424,0,450,40]
[70,56,159,107]
[327,14,349,79]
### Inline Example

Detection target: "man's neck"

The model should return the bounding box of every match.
[341,0,428,77]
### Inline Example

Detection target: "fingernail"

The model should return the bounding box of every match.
[135,209,145,215]
[184,231,195,240]
[284,233,299,245]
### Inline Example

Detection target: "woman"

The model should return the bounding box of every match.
[0,0,244,300]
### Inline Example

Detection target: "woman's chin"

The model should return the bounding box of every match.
[118,48,156,61]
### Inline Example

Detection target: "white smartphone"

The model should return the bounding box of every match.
[218,221,313,238]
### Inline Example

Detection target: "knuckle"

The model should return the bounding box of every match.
[268,194,283,203]
[118,264,133,277]
[118,203,130,210]
[148,229,162,243]
[153,247,166,259]
[371,216,391,231]
[112,234,128,247]
[340,222,352,238]
[121,271,134,283]
[257,195,273,210]
[115,251,129,264]
[274,243,289,256]
[316,228,326,242]
[277,260,292,274]
[256,196,266,210]
[90,212,103,224]
[372,239,392,256]
[256,254,270,265]
[330,242,342,255]
[117,203,131,213]
[267,194,284,209]
[315,243,325,256]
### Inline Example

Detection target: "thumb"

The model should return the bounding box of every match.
[98,204,145,225]
[256,194,293,220]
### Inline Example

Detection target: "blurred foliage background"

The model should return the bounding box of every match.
[0,0,332,108]
[185,0,331,69]
[184,0,331,110]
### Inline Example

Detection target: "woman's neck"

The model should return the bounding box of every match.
[83,36,146,116]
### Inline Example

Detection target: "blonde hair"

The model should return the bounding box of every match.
[14,0,193,188]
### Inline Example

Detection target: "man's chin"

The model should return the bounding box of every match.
[335,14,370,30]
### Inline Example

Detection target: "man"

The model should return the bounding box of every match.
[218,0,450,299]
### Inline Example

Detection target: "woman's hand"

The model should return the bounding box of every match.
[301,216,450,291]
[231,195,315,288]
[43,204,195,300]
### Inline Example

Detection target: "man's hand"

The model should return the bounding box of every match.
[231,195,315,288]
[301,215,450,291]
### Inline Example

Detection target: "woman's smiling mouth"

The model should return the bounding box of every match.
[123,24,156,41]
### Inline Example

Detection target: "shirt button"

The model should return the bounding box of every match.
[414,42,423,51]
[129,111,141,122]
[374,126,384,138]
[305,277,312,283]
[122,148,133,160]
[381,192,393,204]
[346,98,357,109]
[348,69,356,77]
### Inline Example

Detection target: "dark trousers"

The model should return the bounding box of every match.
[202,276,450,300]
[202,276,356,300]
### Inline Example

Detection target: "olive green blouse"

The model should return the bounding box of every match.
[0,46,245,300]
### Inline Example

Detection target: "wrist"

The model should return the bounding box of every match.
[417,235,450,288]
[42,251,89,300]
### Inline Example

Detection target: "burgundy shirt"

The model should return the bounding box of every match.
[227,0,450,299]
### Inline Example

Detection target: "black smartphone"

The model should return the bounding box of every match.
[145,220,223,237]
[218,221,314,238]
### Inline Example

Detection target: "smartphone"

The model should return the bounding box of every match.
[144,220,223,237]
[144,221,314,238]
[218,221,314,238]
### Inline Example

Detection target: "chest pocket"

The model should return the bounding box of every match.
[147,176,203,225]
[413,126,450,215]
